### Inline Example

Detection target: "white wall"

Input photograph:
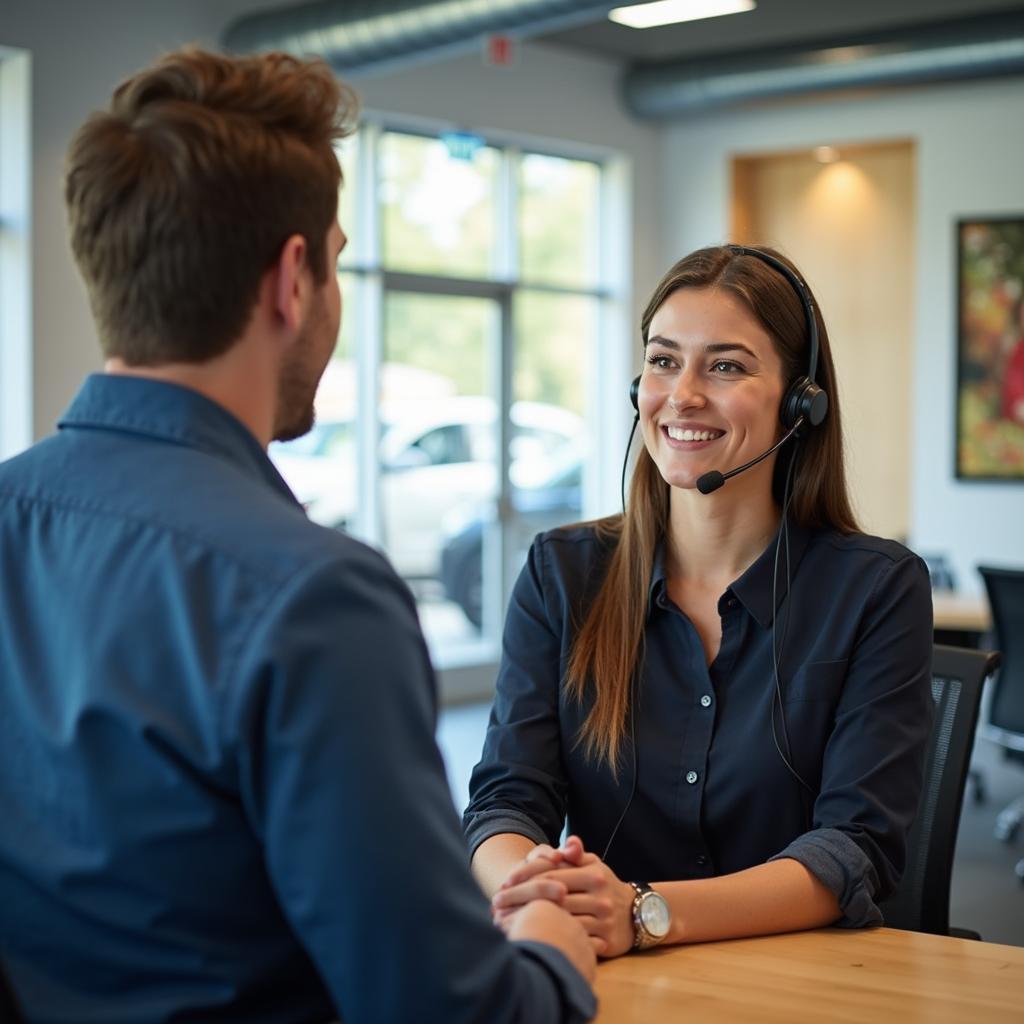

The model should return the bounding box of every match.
[660,77,1024,592]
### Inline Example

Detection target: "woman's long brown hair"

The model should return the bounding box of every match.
[564,245,859,772]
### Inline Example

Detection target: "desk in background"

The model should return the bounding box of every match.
[933,590,992,648]
[594,927,1024,1022]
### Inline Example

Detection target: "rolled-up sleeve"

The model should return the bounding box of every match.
[769,552,934,926]
[228,544,595,1023]
[464,537,569,858]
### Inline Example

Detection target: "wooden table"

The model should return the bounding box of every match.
[933,591,992,634]
[593,927,1024,1022]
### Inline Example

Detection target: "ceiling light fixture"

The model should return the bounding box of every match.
[814,145,840,164]
[609,0,756,30]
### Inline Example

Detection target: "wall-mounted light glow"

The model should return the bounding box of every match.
[814,145,840,164]
[609,0,756,30]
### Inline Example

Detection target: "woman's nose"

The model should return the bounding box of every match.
[667,368,706,411]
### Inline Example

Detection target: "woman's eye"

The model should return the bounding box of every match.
[646,354,674,369]
[712,360,742,374]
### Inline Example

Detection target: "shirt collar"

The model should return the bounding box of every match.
[730,518,814,629]
[647,517,814,629]
[58,373,299,505]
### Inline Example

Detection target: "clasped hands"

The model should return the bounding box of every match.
[491,835,635,958]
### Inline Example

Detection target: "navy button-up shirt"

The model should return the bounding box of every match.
[0,374,594,1024]
[464,521,934,926]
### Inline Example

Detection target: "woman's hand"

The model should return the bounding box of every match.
[487,837,587,920]
[492,836,636,958]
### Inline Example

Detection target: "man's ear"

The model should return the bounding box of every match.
[270,233,310,336]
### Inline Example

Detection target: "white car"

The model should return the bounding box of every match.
[270,397,582,581]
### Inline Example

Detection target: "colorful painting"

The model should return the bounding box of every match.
[957,218,1024,479]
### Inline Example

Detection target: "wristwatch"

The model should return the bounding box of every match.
[628,881,671,950]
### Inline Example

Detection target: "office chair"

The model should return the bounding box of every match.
[977,565,1024,883]
[0,960,24,1024]
[879,645,1000,936]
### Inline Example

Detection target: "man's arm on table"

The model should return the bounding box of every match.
[227,546,596,1022]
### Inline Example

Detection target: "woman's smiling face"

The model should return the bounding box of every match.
[638,286,787,493]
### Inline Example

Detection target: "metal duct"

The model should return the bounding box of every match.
[223,0,619,76]
[624,11,1024,119]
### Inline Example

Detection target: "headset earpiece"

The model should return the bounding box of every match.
[629,375,641,413]
[780,376,829,431]
[726,244,828,435]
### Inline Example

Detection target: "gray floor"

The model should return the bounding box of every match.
[436,700,492,817]
[950,735,1024,946]
[437,702,1024,948]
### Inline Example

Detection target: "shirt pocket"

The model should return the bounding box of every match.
[784,658,849,704]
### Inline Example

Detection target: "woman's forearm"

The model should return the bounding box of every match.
[471,833,538,897]
[655,857,841,945]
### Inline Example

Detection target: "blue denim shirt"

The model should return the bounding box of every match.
[0,374,595,1024]
[465,520,934,927]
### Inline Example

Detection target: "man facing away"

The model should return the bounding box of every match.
[0,48,596,1023]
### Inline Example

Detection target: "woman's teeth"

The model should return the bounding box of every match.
[666,427,723,442]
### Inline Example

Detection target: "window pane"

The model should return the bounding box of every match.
[269,271,357,531]
[519,154,600,288]
[381,291,500,655]
[380,132,497,278]
[508,290,591,563]
[514,291,593,417]
[337,134,358,267]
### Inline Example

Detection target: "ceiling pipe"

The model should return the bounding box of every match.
[223,0,623,77]
[623,10,1024,119]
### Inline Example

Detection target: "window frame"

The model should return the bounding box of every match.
[332,115,630,681]
[0,46,32,460]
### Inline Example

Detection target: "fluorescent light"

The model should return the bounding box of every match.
[609,0,755,30]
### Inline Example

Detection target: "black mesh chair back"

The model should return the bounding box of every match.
[979,566,1024,736]
[879,645,1000,935]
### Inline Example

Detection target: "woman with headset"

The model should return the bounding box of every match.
[464,245,934,957]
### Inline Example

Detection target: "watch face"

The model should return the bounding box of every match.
[640,892,671,938]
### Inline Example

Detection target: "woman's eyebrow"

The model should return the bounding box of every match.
[645,334,679,350]
[645,335,760,361]
[705,341,759,360]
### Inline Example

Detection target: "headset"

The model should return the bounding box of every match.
[605,245,824,862]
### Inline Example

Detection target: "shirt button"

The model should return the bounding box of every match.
[696,854,708,866]
[686,770,699,785]
[700,695,712,708]
[726,597,737,609]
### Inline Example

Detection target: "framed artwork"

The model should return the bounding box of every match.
[956,217,1024,480]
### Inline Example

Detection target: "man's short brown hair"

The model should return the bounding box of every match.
[65,48,358,365]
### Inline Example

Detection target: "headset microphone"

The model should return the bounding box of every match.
[695,418,804,495]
